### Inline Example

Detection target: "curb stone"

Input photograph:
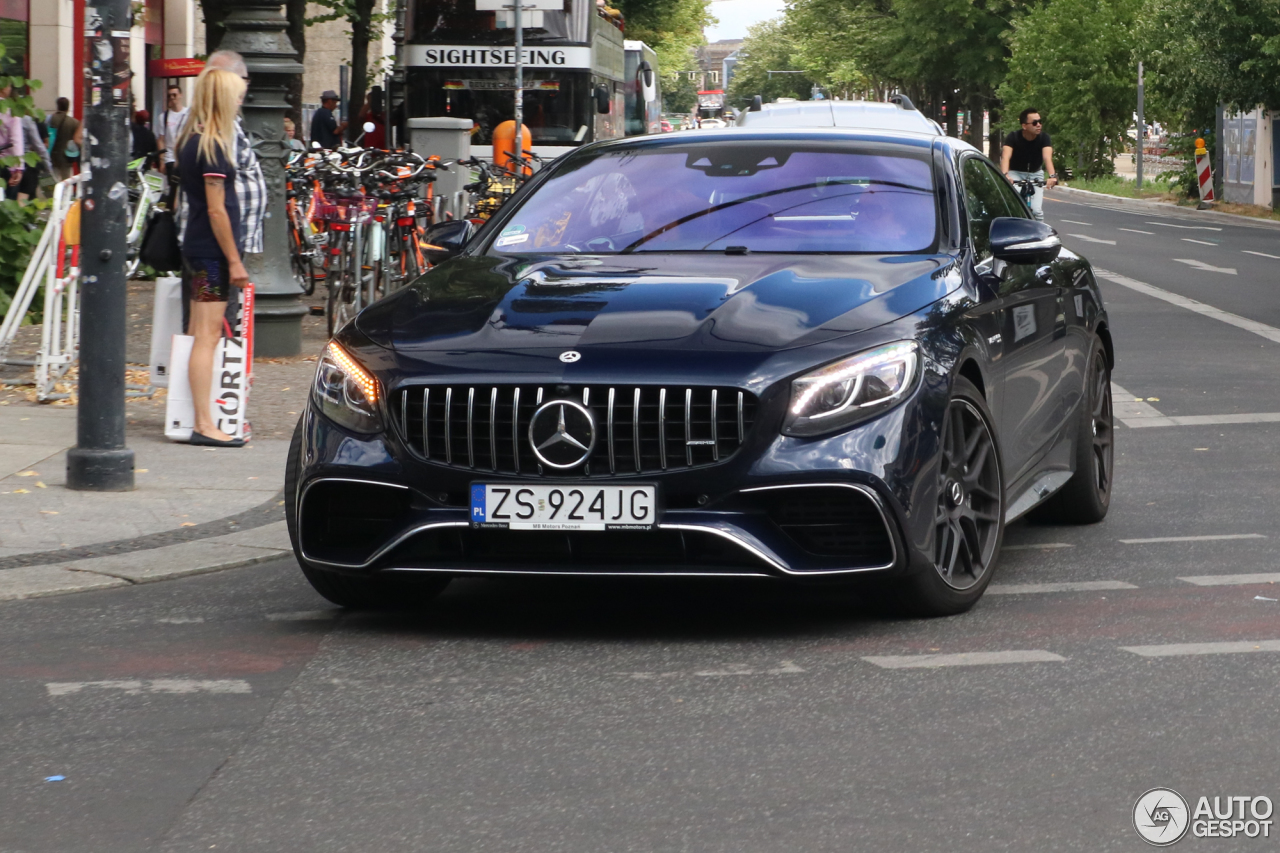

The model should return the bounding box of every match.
[1052,186,1280,231]
[0,521,293,602]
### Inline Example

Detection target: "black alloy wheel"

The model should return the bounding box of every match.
[893,376,1004,616]
[1036,339,1113,524]
[934,397,1003,590]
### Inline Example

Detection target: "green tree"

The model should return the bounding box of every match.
[726,17,819,109]
[309,0,389,141]
[665,70,699,114]
[997,0,1141,177]
[615,0,715,95]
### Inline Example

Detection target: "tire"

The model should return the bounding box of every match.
[284,417,451,610]
[1034,339,1113,524]
[892,376,1005,617]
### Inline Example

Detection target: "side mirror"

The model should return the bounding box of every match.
[594,84,611,115]
[421,219,475,265]
[750,95,763,112]
[989,217,1061,265]
[363,121,376,133]
[640,62,654,89]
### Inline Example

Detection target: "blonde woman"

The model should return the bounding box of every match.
[177,67,249,447]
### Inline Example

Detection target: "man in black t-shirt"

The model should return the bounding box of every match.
[310,91,347,149]
[1000,108,1058,221]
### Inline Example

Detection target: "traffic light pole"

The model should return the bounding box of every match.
[67,0,134,491]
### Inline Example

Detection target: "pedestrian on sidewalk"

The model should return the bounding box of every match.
[177,67,249,448]
[48,97,81,183]
[0,83,25,200]
[130,109,158,165]
[1000,108,1058,222]
[157,83,189,208]
[16,113,52,204]
[310,91,346,150]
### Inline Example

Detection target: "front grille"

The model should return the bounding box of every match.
[392,384,757,477]
[754,487,894,565]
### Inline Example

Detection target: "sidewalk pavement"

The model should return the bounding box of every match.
[1053,186,1280,231]
[0,406,294,602]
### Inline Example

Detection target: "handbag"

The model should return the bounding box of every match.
[138,206,183,273]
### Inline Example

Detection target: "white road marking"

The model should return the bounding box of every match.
[155,616,205,624]
[1126,412,1280,428]
[1095,270,1280,342]
[1069,233,1117,245]
[1181,573,1280,586]
[1243,250,1280,260]
[987,581,1137,594]
[1002,542,1075,551]
[1118,228,1154,235]
[1060,219,1093,225]
[1181,238,1219,246]
[46,679,252,697]
[1121,640,1280,658]
[1146,221,1222,231]
[694,661,805,677]
[1120,534,1266,544]
[862,650,1065,669]
[1171,258,1236,275]
[265,610,339,622]
[1110,381,1280,428]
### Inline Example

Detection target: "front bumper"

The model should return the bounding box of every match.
[294,391,936,580]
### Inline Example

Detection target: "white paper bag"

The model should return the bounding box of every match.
[148,276,184,387]
[163,334,251,442]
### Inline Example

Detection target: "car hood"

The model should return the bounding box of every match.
[358,253,959,363]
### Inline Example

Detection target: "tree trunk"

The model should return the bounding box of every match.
[284,0,308,126]
[987,103,1002,163]
[966,91,985,153]
[345,0,377,142]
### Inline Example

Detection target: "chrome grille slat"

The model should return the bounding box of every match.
[444,387,453,463]
[658,388,668,470]
[511,387,520,474]
[607,387,616,475]
[684,388,693,467]
[711,389,719,461]
[489,387,498,471]
[466,387,475,469]
[394,383,755,478]
[632,388,641,473]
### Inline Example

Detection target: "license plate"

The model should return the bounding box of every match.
[470,484,657,531]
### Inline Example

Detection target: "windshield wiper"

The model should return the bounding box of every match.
[619,179,928,254]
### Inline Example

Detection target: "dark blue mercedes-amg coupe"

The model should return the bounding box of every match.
[286,125,1115,616]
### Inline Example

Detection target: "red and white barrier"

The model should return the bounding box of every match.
[1194,138,1215,203]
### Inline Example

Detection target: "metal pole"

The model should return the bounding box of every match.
[220,1,308,358]
[67,0,135,491]
[1136,61,1144,190]
[513,1,523,168]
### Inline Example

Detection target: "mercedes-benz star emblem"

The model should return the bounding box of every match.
[559,351,581,363]
[528,400,596,469]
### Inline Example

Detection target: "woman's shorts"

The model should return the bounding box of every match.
[184,256,231,303]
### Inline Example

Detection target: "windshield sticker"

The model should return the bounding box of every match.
[501,224,526,236]
[496,233,530,247]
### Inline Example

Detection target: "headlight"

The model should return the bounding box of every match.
[783,341,919,437]
[313,341,383,433]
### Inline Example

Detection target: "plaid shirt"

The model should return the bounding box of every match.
[178,117,267,254]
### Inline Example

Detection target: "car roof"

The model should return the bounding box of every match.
[736,100,944,136]
[591,126,959,154]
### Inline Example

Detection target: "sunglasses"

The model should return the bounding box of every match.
[1026,119,1043,125]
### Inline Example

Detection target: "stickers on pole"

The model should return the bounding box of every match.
[163,285,255,442]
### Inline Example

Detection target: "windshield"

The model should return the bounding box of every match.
[488,142,938,254]
[407,69,591,147]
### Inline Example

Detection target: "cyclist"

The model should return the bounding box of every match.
[1000,108,1057,221]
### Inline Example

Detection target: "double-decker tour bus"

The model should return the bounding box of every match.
[403,0,648,159]
[697,89,727,125]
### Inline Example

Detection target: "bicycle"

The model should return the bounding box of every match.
[1009,175,1047,220]
[124,156,166,278]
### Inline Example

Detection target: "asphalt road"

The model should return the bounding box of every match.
[4,197,1280,852]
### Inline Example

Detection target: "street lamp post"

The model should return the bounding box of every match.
[67,0,134,491]
[218,1,308,358]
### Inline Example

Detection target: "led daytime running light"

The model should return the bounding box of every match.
[326,341,378,404]
[791,342,916,416]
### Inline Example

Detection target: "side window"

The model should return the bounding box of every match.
[962,157,1006,261]
[987,162,1032,219]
